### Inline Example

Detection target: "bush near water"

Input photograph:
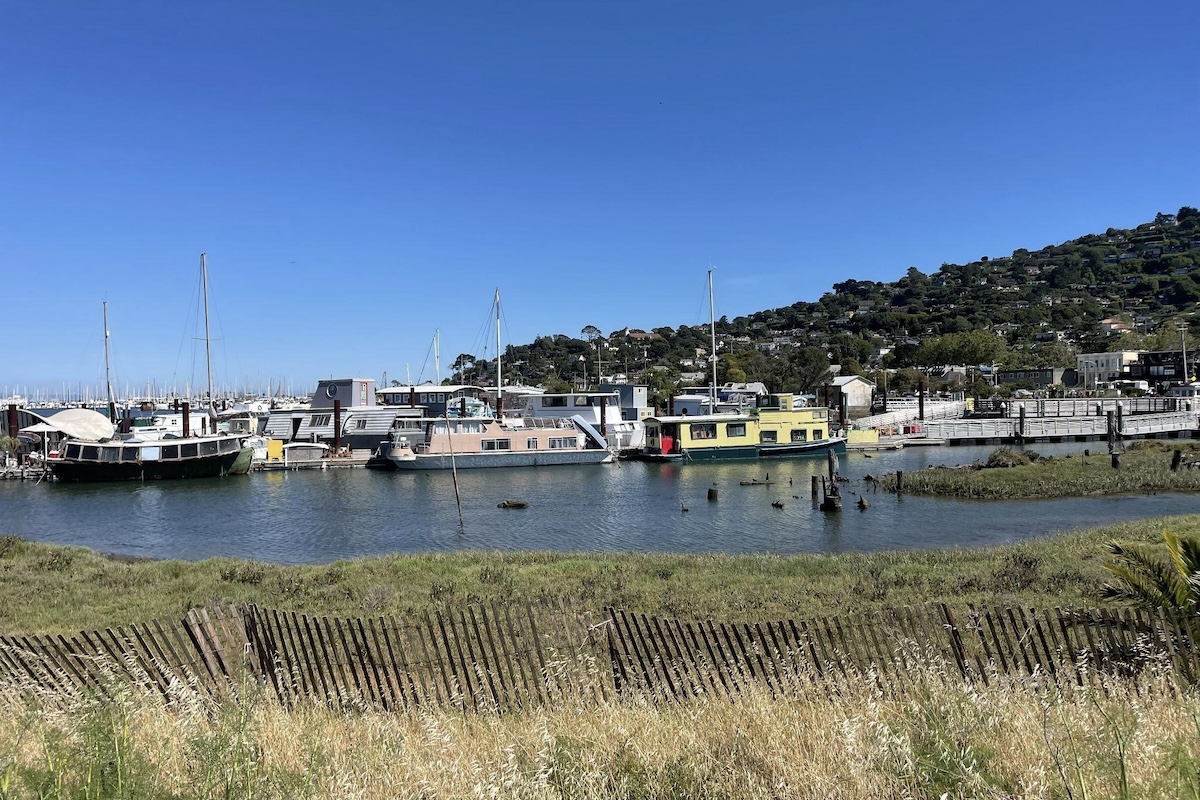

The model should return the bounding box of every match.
[882,441,1200,499]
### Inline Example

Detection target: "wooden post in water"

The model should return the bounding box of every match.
[811,475,819,498]
[333,399,342,454]
[895,470,904,493]
[707,487,718,502]
[820,450,842,511]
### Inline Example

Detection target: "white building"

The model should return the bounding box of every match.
[1076,351,1144,388]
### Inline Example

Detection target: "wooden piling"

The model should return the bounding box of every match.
[895,471,904,493]
[707,487,718,502]
[811,475,819,498]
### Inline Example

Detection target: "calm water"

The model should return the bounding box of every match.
[1,443,1196,564]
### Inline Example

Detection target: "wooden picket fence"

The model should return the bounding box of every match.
[1,603,1197,710]
[604,604,1200,700]
[0,603,612,711]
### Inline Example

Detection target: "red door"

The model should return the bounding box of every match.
[660,433,675,455]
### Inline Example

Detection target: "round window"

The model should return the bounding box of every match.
[326,384,339,398]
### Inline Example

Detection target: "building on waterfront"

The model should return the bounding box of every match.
[1075,351,1144,389]
[1122,351,1193,392]
[830,375,875,417]
[996,367,1078,389]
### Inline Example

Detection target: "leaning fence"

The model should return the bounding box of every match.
[1,602,1196,710]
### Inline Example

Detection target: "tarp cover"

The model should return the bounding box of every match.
[33,408,116,440]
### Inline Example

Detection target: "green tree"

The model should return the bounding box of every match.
[1101,531,1200,614]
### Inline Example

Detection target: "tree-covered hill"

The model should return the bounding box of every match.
[455,207,1200,396]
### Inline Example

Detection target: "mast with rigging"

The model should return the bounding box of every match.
[102,301,116,423]
[708,268,718,413]
[200,253,217,420]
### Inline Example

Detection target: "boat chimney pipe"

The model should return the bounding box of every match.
[6,404,17,440]
[668,396,675,416]
[409,388,415,407]
[333,399,342,452]
[182,402,190,437]
[173,398,179,413]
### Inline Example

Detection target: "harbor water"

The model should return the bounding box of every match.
[1,443,1196,565]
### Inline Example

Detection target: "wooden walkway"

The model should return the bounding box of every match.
[1,603,1196,710]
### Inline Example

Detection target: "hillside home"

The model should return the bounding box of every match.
[1099,318,1132,334]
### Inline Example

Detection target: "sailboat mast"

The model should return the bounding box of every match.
[434,329,441,383]
[708,268,718,411]
[494,288,502,417]
[200,253,215,412]
[102,301,115,423]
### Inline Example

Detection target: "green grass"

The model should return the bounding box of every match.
[2,513,1198,634]
[882,440,1200,498]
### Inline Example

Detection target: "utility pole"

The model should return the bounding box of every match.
[1178,322,1191,385]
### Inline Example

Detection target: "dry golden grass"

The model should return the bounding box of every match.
[2,660,1198,799]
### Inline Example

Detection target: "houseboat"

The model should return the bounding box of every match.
[48,433,252,482]
[385,415,614,469]
[522,390,647,453]
[641,393,844,461]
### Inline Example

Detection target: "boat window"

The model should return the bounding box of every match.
[689,423,717,440]
[419,393,428,403]
[355,419,367,429]
[310,414,331,426]
[549,436,577,449]
[100,447,120,462]
[760,431,777,443]
[180,443,199,458]
[542,397,567,407]
[725,423,746,438]
[162,445,179,459]
[573,396,590,406]
[81,446,99,460]
[65,444,82,459]
[437,393,445,402]
[481,439,511,451]
[200,440,219,456]
[527,437,538,450]
[120,447,139,462]
[221,438,239,452]
[141,446,161,461]
[790,429,807,443]
[812,409,828,420]
[813,430,823,440]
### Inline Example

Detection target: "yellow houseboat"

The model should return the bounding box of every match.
[641,393,845,461]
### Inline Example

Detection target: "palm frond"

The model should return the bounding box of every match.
[1102,564,1175,609]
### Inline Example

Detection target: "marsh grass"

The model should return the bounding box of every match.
[5,515,1200,634]
[883,442,1200,499]
[1,651,1198,799]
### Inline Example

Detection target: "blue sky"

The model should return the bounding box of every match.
[2,1,1197,396]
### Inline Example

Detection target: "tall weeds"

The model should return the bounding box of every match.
[1,654,1198,799]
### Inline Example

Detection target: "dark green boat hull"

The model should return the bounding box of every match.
[49,448,252,483]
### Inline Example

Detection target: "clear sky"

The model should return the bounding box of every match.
[2,1,1197,396]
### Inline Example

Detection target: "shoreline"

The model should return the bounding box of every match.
[3,513,1196,634]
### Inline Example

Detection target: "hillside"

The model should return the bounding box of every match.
[454,206,1200,396]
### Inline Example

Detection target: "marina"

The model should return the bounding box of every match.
[3,442,1198,565]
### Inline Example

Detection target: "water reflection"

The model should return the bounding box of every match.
[0,442,1194,564]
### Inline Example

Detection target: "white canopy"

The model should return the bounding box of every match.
[31,408,116,441]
